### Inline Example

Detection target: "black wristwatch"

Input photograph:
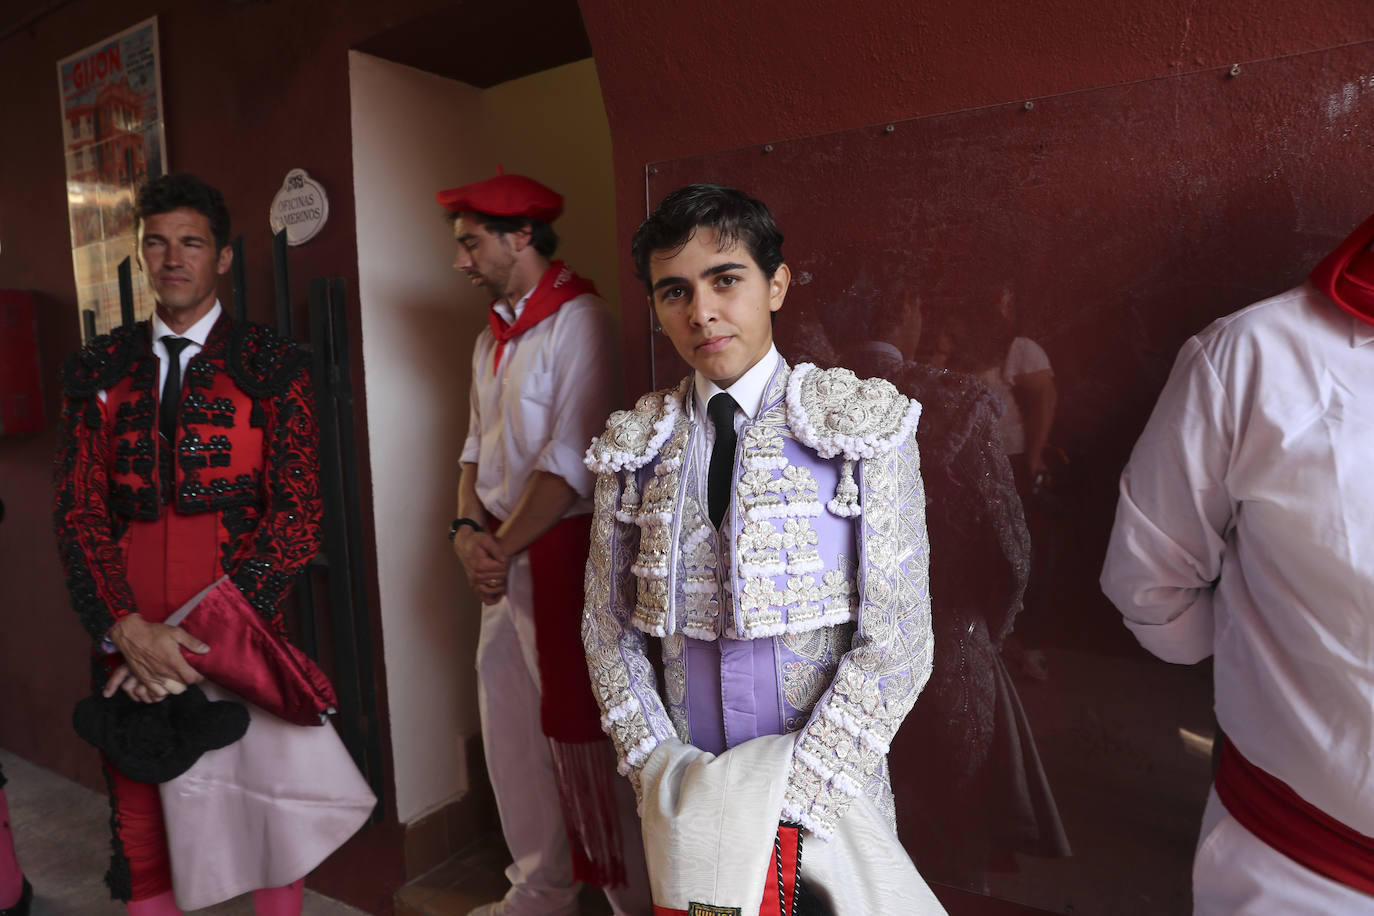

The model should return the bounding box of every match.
[448,517,483,541]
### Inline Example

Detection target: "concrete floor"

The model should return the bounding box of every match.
[0,748,367,916]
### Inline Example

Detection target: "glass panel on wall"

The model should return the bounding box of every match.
[58,16,166,339]
[645,40,1374,914]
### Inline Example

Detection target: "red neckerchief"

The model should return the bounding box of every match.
[1310,213,1374,328]
[488,261,597,373]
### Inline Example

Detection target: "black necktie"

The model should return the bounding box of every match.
[707,393,738,528]
[160,336,191,443]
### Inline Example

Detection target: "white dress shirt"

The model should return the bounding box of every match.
[691,344,781,452]
[152,301,222,392]
[97,301,222,403]
[460,290,619,520]
[978,336,1052,456]
[1101,282,1374,832]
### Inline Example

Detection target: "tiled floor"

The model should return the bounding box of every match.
[396,834,612,916]
[0,748,366,915]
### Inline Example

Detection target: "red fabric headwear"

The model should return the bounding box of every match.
[1309,212,1374,328]
[435,169,563,222]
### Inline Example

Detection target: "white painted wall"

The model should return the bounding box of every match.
[348,51,617,823]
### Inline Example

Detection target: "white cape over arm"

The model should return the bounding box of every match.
[639,735,946,916]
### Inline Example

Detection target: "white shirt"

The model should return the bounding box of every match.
[460,290,619,520]
[1101,283,1374,832]
[692,344,780,452]
[978,336,1051,455]
[152,301,222,392]
[97,301,222,403]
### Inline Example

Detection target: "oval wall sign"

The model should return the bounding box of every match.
[268,168,329,246]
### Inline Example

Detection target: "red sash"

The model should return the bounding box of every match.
[488,261,596,373]
[527,515,604,743]
[1216,739,1374,895]
[1310,212,1374,328]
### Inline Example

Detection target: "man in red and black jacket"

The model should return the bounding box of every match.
[53,173,321,915]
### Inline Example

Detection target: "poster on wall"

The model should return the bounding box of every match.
[57,16,167,339]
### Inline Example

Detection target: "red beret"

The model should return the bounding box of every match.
[435,172,563,222]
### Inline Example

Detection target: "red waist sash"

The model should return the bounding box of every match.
[1216,738,1374,895]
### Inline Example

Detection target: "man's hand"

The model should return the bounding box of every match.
[107,614,210,698]
[453,528,509,605]
[103,663,185,703]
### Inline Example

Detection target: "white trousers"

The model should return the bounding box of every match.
[1193,788,1374,915]
[476,554,652,916]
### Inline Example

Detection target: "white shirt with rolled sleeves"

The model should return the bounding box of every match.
[1101,282,1374,909]
[457,283,650,915]
[459,290,617,514]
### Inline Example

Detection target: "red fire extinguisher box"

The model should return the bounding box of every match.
[0,290,47,435]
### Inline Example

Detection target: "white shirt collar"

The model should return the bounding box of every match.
[491,286,536,326]
[694,344,780,421]
[151,300,222,349]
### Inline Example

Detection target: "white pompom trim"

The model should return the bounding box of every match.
[735,608,855,640]
[621,735,660,772]
[601,697,639,730]
[825,497,862,518]
[821,704,890,755]
[785,362,923,460]
[681,525,712,554]
[682,624,720,641]
[585,390,683,473]
[630,563,669,579]
[831,769,863,798]
[745,501,823,522]
[630,618,668,637]
[780,803,834,841]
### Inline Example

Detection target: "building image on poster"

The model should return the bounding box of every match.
[57,16,166,339]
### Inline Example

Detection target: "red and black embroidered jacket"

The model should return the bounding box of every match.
[53,315,323,641]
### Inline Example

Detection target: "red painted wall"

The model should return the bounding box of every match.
[579,0,1374,394]
[0,0,438,791]
[0,3,458,910]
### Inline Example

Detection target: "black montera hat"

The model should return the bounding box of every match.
[73,685,249,784]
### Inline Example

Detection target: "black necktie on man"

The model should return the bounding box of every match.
[160,335,191,445]
[707,392,739,529]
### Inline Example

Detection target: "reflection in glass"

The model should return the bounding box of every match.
[64,123,164,337]
[646,40,1374,912]
[790,286,1072,893]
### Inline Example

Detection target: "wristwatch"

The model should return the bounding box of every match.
[448,517,482,541]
